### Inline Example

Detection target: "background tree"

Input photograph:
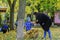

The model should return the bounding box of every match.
[17,0,26,40]
[7,0,17,30]
[26,0,57,21]
[0,14,2,27]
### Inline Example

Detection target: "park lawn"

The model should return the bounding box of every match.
[24,27,60,40]
[0,30,16,40]
[0,27,60,40]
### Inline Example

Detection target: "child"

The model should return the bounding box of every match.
[24,14,34,31]
[2,23,9,34]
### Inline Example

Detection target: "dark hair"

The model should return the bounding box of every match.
[27,14,31,17]
[33,12,38,15]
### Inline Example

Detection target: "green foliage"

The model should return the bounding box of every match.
[0,0,60,20]
[26,0,58,17]
[56,0,60,10]
[2,0,7,3]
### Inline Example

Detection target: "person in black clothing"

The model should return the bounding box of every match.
[33,12,52,40]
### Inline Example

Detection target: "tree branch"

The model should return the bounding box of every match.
[7,0,11,6]
[12,0,17,7]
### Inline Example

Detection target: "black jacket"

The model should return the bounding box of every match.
[35,13,52,31]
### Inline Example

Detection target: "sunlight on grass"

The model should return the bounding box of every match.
[0,30,16,40]
[0,27,60,40]
[24,27,60,40]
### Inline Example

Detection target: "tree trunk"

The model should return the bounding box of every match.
[17,0,26,40]
[10,6,14,30]
[0,14,2,27]
[7,0,17,30]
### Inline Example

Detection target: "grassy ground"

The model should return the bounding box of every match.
[0,30,16,40]
[0,27,60,40]
[24,27,60,40]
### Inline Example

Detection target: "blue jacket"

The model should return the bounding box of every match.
[24,21,33,31]
[2,24,8,29]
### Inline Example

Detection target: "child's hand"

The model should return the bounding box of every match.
[31,21,35,24]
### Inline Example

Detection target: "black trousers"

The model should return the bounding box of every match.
[2,28,7,34]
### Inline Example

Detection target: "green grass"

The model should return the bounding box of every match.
[24,27,60,40]
[0,30,16,40]
[0,27,60,40]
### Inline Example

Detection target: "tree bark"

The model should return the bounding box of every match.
[0,14,2,27]
[17,0,26,40]
[7,0,17,30]
[10,6,14,30]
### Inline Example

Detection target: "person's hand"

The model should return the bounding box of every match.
[34,23,37,26]
[35,20,39,24]
[31,21,35,24]
[42,22,45,25]
[36,20,38,22]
